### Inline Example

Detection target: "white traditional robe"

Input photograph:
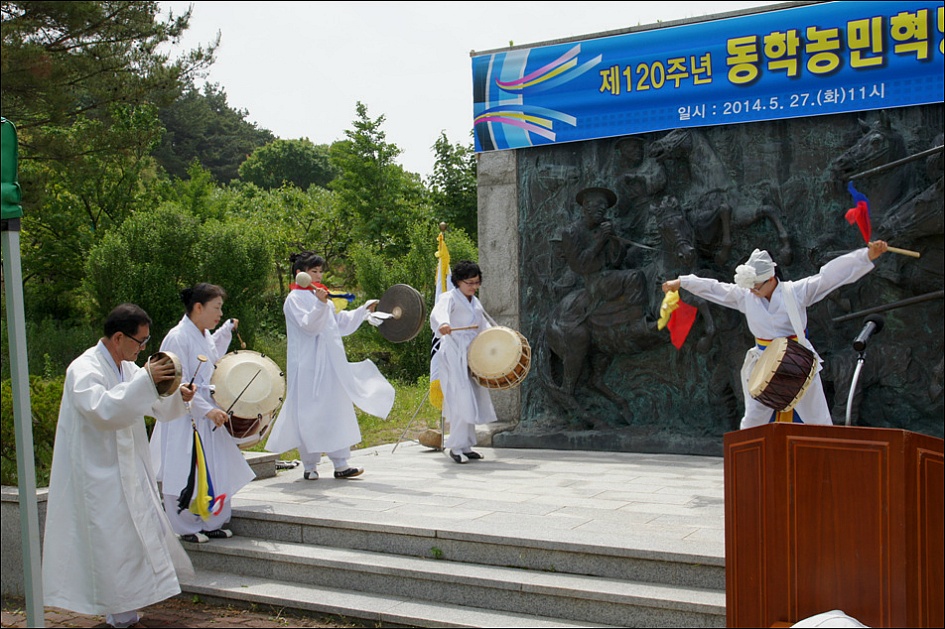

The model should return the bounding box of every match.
[43,341,194,615]
[266,289,395,457]
[149,316,254,534]
[430,288,498,450]
[680,248,876,428]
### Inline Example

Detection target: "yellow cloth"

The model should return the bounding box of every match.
[658,290,680,330]
[435,232,451,294]
[330,294,348,313]
[189,426,212,521]
[429,379,444,410]
[430,231,451,410]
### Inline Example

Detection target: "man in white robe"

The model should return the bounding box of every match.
[662,241,888,428]
[430,261,498,463]
[266,252,395,480]
[43,303,196,628]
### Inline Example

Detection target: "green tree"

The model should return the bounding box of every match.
[18,104,166,319]
[1,1,215,150]
[2,0,217,320]
[84,204,274,348]
[329,102,426,256]
[153,82,274,183]
[225,182,351,289]
[239,138,335,191]
[428,132,478,242]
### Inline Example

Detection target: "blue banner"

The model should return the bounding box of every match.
[472,1,944,153]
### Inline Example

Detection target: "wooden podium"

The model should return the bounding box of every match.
[724,423,944,628]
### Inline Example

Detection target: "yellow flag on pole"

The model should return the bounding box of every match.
[429,232,451,409]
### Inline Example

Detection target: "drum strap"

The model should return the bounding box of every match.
[756,335,797,349]
[781,281,811,350]
[481,306,501,329]
[773,409,801,423]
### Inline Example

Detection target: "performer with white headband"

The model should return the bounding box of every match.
[662,240,888,428]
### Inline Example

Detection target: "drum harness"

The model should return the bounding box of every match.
[781,281,818,361]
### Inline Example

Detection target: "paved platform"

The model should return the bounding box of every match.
[235,442,726,562]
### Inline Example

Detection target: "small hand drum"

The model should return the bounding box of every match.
[467,326,532,390]
[748,337,817,412]
[147,351,182,397]
[211,350,286,449]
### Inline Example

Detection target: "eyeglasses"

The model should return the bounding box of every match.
[126,332,151,348]
[461,279,482,287]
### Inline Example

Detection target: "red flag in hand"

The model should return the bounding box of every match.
[845,182,871,243]
[667,300,698,350]
[845,200,871,243]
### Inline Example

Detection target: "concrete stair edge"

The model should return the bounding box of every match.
[184,568,613,628]
[230,503,726,566]
[184,537,726,615]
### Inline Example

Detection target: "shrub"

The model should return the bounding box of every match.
[83,204,275,349]
[1,375,64,487]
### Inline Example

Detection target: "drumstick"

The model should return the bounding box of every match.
[450,325,479,331]
[213,368,262,431]
[886,246,920,258]
[188,355,208,387]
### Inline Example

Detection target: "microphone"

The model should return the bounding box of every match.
[852,314,885,352]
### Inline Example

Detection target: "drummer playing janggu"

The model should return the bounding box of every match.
[430,260,498,463]
[150,283,255,543]
[661,240,888,429]
[266,251,395,480]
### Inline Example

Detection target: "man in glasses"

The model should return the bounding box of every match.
[43,303,197,628]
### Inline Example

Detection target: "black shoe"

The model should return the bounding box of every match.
[464,450,484,460]
[447,450,468,464]
[201,528,233,539]
[180,532,209,543]
[303,469,319,480]
[334,467,364,479]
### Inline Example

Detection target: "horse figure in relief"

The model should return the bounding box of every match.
[539,193,716,427]
[648,127,793,267]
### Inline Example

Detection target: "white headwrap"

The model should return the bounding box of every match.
[734,249,777,288]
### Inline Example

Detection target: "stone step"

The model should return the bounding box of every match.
[185,568,610,628]
[183,536,726,627]
[228,504,726,590]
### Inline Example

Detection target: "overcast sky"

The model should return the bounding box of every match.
[160,1,783,178]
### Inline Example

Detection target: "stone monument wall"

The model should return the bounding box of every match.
[481,104,944,456]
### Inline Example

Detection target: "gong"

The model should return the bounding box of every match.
[376,284,425,343]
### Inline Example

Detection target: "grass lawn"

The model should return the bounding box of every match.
[246,379,443,460]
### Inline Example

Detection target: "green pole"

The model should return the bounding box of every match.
[2,117,45,627]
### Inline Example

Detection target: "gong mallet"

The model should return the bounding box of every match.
[231,320,246,349]
[296,271,357,301]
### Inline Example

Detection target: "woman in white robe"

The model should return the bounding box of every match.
[43,303,195,628]
[266,251,395,480]
[662,241,888,429]
[430,260,497,463]
[150,283,254,542]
